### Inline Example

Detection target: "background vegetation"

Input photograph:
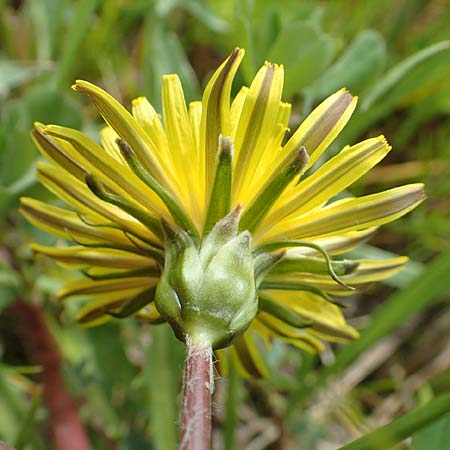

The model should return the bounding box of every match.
[0,0,449,449]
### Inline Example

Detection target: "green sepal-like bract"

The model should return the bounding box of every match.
[155,209,263,349]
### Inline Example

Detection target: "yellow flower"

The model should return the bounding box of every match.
[20,48,425,377]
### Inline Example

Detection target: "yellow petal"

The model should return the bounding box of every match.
[231,332,269,378]
[233,63,284,202]
[229,86,248,138]
[37,162,156,242]
[162,74,202,222]
[131,96,174,174]
[76,290,155,326]
[131,96,158,136]
[260,290,358,340]
[31,244,156,269]
[137,302,164,323]
[32,126,87,181]
[262,184,425,242]
[44,124,168,219]
[20,198,132,246]
[99,127,126,164]
[200,48,244,196]
[264,136,391,228]
[256,312,325,350]
[269,257,408,296]
[238,100,293,207]
[189,101,202,157]
[76,298,125,327]
[283,88,357,167]
[72,80,171,191]
[57,277,156,301]
[285,228,377,257]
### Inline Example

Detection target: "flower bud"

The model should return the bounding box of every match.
[155,210,258,349]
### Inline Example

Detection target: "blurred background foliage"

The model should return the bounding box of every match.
[0,0,449,449]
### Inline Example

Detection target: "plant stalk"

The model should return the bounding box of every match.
[180,338,213,450]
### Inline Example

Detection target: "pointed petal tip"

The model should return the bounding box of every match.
[295,146,310,170]
[337,87,358,105]
[377,134,392,150]
[19,196,32,207]
[72,79,92,90]
[115,138,134,160]
[412,183,427,202]
[231,47,245,58]
[71,79,86,92]
[132,96,146,104]
[162,73,180,83]
[233,203,244,216]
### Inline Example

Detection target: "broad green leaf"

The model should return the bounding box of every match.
[361,40,450,110]
[411,413,450,450]
[183,0,229,33]
[0,61,50,96]
[141,19,200,110]
[338,40,450,143]
[306,30,386,101]
[0,86,82,188]
[268,21,335,97]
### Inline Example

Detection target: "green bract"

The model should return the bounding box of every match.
[156,208,269,349]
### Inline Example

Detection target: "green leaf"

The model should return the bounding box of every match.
[183,0,229,33]
[338,394,450,450]
[14,390,42,449]
[268,21,335,97]
[361,40,450,111]
[146,326,182,450]
[305,30,386,100]
[0,85,82,189]
[141,19,200,110]
[54,0,98,88]
[223,361,243,450]
[411,413,450,450]
[0,61,50,97]
[338,40,450,143]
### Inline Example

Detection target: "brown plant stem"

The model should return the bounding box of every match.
[180,338,213,450]
[12,300,91,450]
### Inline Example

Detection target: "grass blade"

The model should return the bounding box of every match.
[338,393,450,450]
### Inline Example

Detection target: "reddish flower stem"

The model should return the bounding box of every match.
[180,339,213,450]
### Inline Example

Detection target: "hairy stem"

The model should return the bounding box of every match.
[180,338,213,450]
